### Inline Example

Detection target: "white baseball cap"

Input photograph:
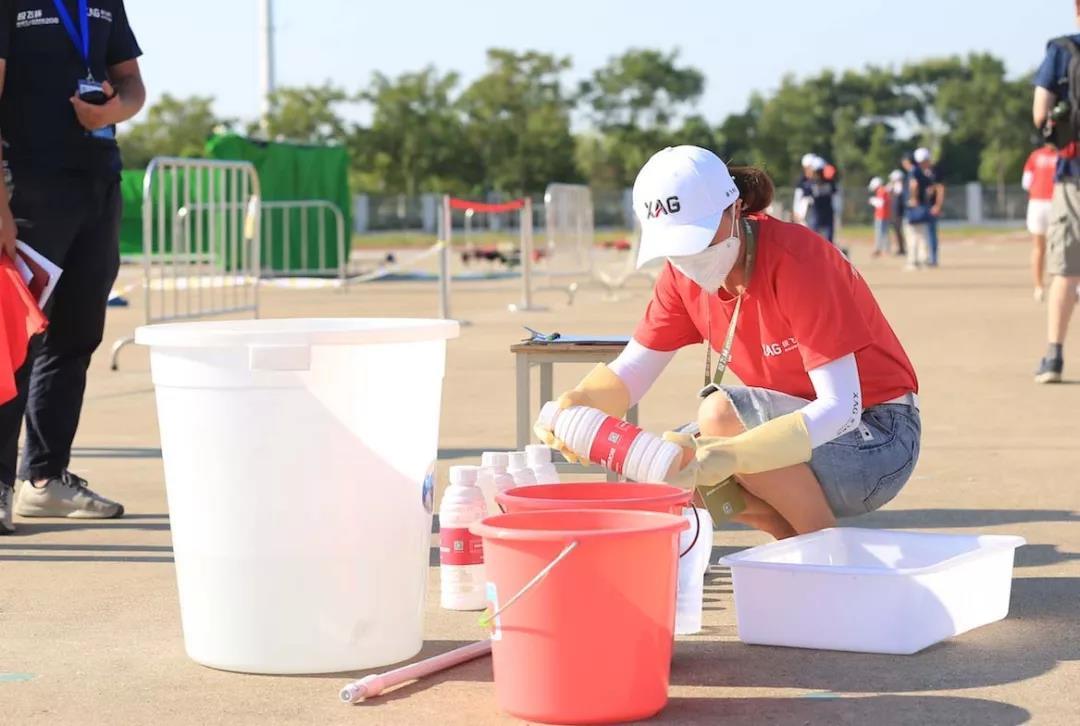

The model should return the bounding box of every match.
[914,147,932,163]
[801,153,817,168]
[811,155,827,171]
[868,177,883,191]
[633,146,739,267]
[888,169,904,182]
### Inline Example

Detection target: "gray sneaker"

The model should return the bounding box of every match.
[1,484,13,534]
[15,471,124,519]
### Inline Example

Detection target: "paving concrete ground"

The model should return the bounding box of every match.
[1,232,1077,725]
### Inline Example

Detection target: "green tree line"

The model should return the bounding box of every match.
[118,48,1036,197]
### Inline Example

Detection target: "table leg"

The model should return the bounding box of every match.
[539,362,553,410]
[516,354,530,449]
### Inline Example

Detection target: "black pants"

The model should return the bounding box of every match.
[0,171,121,486]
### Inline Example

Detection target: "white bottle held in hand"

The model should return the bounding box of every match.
[439,466,488,611]
[507,452,537,486]
[536,402,682,482]
[675,506,714,635]
[525,444,560,484]
[478,452,516,514]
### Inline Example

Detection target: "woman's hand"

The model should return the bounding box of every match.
[663,433,738,491]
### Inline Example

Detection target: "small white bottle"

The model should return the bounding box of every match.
[478,452,516,514]
[675,506,714,635]
[535,402,682,482]
[525,444,560,484]
[507,452,537,486]
[439,465,488,611]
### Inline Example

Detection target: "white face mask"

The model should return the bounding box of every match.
[668,212,740,292]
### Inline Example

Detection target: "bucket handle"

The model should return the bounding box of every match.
[679,505,701,559]
[479,540,578,629]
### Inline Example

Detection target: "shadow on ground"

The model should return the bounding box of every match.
[646,694,1030,726]
[670,577,1077,693]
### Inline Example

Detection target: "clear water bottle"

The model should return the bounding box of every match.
[439,465,488,611]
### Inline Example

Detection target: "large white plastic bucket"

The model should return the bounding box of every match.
[136,318,460,674]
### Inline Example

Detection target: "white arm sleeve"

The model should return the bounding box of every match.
[801,353,863,448]
[608,338,678,407]
[1022,170,1033,191]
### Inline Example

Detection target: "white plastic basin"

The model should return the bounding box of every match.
[719,527,1025,654]
[136,318,459,674]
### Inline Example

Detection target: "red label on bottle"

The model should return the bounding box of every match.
[440,527,484,566]
[588,416,643,475]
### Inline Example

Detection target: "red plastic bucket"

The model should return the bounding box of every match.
[496,482,691,516]
[471,508,687,724]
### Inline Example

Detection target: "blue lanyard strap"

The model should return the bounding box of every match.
[52,0,90,71]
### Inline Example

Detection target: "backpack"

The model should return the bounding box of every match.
[1046,36,1080,153]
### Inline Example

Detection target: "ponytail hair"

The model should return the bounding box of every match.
[729,165,775,214]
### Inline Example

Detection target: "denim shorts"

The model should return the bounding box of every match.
[721,385,922,518]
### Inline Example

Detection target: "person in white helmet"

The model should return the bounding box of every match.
[867,177,891,257]
[887,169,907,256]
[540,147,921,539]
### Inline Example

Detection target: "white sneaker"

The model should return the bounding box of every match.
[1034,287,1045,303]
[1,484,13,535]
[15,471,124,519]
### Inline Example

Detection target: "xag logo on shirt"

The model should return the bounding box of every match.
[762,337,799,357]
[643,196,681,218]
[16,10,57,28]
[16,7,112,28]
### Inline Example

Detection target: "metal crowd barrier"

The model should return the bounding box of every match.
[109,157,262,370]
[259,200,347,283]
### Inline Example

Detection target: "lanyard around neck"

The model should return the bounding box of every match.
[703,218,757,391]
[53,0,92,76]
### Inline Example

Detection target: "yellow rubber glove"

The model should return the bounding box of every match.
[534,363,631,465]
[661,430,747,522]
[665,412,812,491]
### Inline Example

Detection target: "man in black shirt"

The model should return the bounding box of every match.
[0,0,145,534]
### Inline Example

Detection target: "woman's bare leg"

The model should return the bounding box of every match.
[698,391,836,535]
[732,489,797,540]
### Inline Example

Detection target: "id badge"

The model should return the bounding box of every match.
[77,78,107,105]
[695,476,746,523]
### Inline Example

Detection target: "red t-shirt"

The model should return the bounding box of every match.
[633,215,918,407]
[873,187,891,221]
[1024,147,1058,201]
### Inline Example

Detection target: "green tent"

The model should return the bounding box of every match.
[119,169,145,257]
[206,134,352,275]
[117,135,351,274]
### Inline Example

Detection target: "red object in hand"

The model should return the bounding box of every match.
[0,256,47,404]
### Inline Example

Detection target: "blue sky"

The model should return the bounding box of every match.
[125,0,1075,127]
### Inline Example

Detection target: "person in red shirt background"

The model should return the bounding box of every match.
[542,146,920,539]
[867,176,891,257]
[1023,142,1059,302]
